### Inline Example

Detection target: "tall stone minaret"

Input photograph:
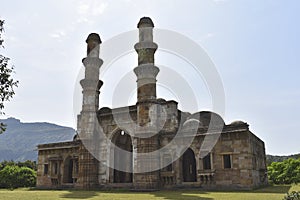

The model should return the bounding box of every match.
[76,33,103,189]
[133,17,160,190]
[134,17,159,126]
[81,33,103,112]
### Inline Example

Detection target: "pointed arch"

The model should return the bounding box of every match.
[111,130,133,183]
[182,148,197,182]
[63,156,73,183]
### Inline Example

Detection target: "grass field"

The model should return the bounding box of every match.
[0,185,299,200]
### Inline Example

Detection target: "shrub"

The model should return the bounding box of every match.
[17,166,36,187]
[0,165,36,189]
[283,191,300,200]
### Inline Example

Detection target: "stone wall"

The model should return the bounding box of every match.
[208,129,267,189]
[37,141,80,188]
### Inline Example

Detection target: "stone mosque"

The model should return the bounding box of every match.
[37,17,268,190]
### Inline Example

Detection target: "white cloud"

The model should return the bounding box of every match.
[49,30,66,38]
[212,0,227,3]
[198,32,216,42]
[7,36,17,42]
[91,2,108,16]
[76,17,89,24]
[75,0,108,25]
[78,3,89,15]
[77,1,108,16]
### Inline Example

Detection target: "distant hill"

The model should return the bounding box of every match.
[266,153,300,166]
[0,118,75,161]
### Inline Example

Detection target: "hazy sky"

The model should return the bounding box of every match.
[1,0,299,155]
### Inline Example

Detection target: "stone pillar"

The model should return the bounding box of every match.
[133,17,160,190]
[76,33,103,189]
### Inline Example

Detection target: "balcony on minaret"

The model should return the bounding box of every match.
[134,17,159,103]
[80,33,103,112]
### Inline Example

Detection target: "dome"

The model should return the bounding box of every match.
[98,107,112,115]
[230,120,246,125]
[188,111,225,127]
[182,118,203,129]
[137,17,154,28]
[157,98,167,104]
[86,33,101,43]
[181,119,202,134]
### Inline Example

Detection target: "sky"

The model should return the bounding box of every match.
[0,0,299,155]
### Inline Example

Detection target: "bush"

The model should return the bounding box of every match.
[283,191,300,200]
[0,165,36,189]
[17,166,36,187]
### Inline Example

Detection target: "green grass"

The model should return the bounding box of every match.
[0,185,299,200]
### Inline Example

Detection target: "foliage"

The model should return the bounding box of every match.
[0,165,36,189]
[0,161,36,189]
[0,20,3,47]
[283,191,300,200]
[16,160,37,171]
[268,158,300,184]
[0,19,19,133]
[0,160,37,171]
[267,154,300,166]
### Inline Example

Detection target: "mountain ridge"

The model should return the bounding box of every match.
[0,117,75,161]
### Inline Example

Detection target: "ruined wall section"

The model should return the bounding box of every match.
[37,141,80,189]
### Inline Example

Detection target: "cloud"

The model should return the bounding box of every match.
[198,32,216,42]
[77,1,108,16]
[78,3,89,15]
[212,0,227,3]
[76,17,89,24]
[75,0,108,25]
[49,30,66,38]
[7,36,17,42]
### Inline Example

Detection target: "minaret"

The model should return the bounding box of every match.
[133,17,160,190]
[134,17,159,126]
[81,33,103,112]
[76,33,103,189]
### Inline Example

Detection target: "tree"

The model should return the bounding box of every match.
[268,158,300,184]
[0,160,37,171]
[0,160,15,170]
[0,19,19,133]
[17,160,37,171]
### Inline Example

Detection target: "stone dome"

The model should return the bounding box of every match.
[157,98,167,104]
[230,120,246,125]
[182,118,203,129]
[86,33,101,43]
[98,107,112,115]
[137,17,154,28]
[188,111,225,127]
[181,118,202,135]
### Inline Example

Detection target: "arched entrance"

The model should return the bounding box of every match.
[112,130,133,183]
[63,156,73,183]
[182,148,197,182]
